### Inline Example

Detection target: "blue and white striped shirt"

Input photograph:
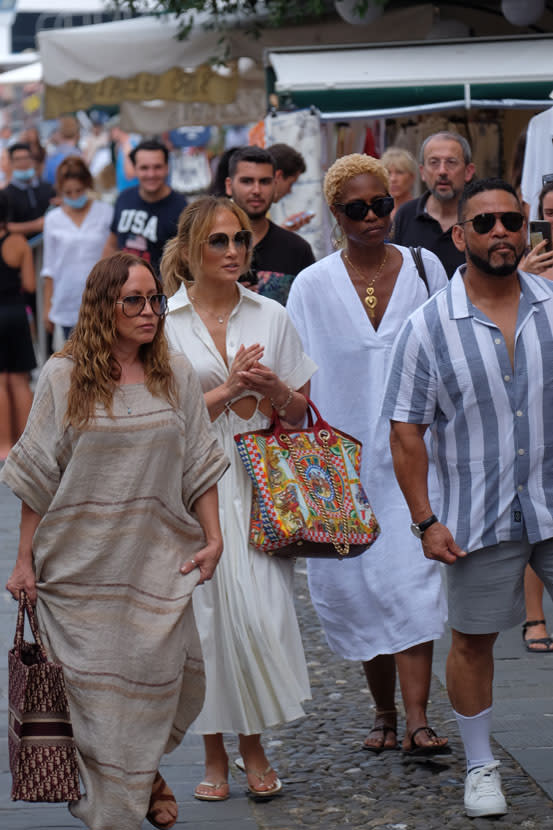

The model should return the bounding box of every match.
[382,266,553,553]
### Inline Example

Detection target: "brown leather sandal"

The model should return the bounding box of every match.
[146,772,178,830]
[363,709,398,753]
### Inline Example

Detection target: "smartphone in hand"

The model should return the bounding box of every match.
[529,220,552,251]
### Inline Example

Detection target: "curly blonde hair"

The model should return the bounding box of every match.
[160,196,252,298]
[323,154,389,207]
[57,252,176,428]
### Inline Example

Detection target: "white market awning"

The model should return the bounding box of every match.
[37,14,264,122]
[267,37,553,114]
[0,61,42,85]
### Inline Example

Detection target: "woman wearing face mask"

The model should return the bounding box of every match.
[42,156,113,341]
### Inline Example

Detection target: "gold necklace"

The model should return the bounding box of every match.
[189,293,236,325]
[344,249,389,318]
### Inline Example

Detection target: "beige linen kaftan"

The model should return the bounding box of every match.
[165,283,317,735]
[0,353,228,830]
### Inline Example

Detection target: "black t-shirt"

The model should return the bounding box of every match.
[110,186,187,274]
[244,221,316,305]
[6,181,56,227]
[392,191,465,279]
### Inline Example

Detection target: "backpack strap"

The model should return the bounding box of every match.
[409,246,429,295]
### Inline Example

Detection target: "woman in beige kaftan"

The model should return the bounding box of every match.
[2,253,228,830]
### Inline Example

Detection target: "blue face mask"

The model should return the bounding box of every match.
[12,167,35,182]
[63,193,88,209]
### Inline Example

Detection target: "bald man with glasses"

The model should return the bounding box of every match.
[392,131,475,277]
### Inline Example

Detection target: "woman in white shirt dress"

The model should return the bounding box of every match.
[161,196,316,801]
[42,156,113,340]
[287,154,449,756]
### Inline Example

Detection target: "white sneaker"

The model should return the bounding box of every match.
[464,761,508,817]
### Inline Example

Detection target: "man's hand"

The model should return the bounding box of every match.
[421,522,466,565]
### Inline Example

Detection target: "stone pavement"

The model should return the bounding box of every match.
[1,469,553,829]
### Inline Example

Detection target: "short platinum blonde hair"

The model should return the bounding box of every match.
[323,154,389,207]
[381,147,418,179]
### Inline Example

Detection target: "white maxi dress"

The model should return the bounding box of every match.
[166,283,317,734]
[286,246,448,661]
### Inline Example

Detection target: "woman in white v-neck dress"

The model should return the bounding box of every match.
[161,196,316,803]
[287,154,449,756]
[42,156,113,340]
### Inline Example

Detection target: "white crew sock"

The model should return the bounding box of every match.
[454,706,495,773]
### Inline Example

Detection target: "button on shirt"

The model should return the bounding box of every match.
[382,266,553,553]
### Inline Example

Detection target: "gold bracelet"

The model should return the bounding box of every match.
[271,386,294,417]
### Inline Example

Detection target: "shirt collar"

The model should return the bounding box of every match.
[414,191,431,219]
[448,264,553,320]
[167,280,264,313]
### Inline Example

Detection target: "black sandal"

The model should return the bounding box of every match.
[522,619,553,653]
[403,726,451,757]
[363,709,398,753]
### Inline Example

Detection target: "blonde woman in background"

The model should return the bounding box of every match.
[381,147,418,221]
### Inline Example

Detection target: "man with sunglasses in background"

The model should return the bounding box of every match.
[225,146,315,305]
[384,177,553,818]
[393,131,475,278]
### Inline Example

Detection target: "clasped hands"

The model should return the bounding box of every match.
[224,343,286,403]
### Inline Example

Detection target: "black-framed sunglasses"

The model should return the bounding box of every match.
[459,212,525,235]
[334,196,394,221]
[202,230,253,252]
[116,294,167,318]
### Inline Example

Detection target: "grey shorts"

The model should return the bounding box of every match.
[446,535,553,634]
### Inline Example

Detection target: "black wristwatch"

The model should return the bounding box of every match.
[410,514,439,539]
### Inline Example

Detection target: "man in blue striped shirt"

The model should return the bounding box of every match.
[383,177,553,818]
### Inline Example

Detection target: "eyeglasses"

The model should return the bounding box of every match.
[115,294,167,317]
[202,230,253,252]
[425,157,463,171]
[459,212,524,235]
[334,196,394,221]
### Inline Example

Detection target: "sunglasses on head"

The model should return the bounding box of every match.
[459,212,524,235]
[116,294,167,318]
[202,230,253,252]
[334,196,394,221]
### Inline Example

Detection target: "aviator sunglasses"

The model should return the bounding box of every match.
[334,196,395,221]
[116,294,167,318]
[459,212,524,235]
[202,230,253,252]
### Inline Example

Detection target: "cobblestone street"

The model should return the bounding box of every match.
[1,471,553,829]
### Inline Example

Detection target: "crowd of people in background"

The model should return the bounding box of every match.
[2,113,553,829]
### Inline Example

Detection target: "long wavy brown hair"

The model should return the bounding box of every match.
[160,196,252,298]
[57,252,177,428]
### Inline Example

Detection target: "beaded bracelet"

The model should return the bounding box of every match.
[271,386,294,417]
